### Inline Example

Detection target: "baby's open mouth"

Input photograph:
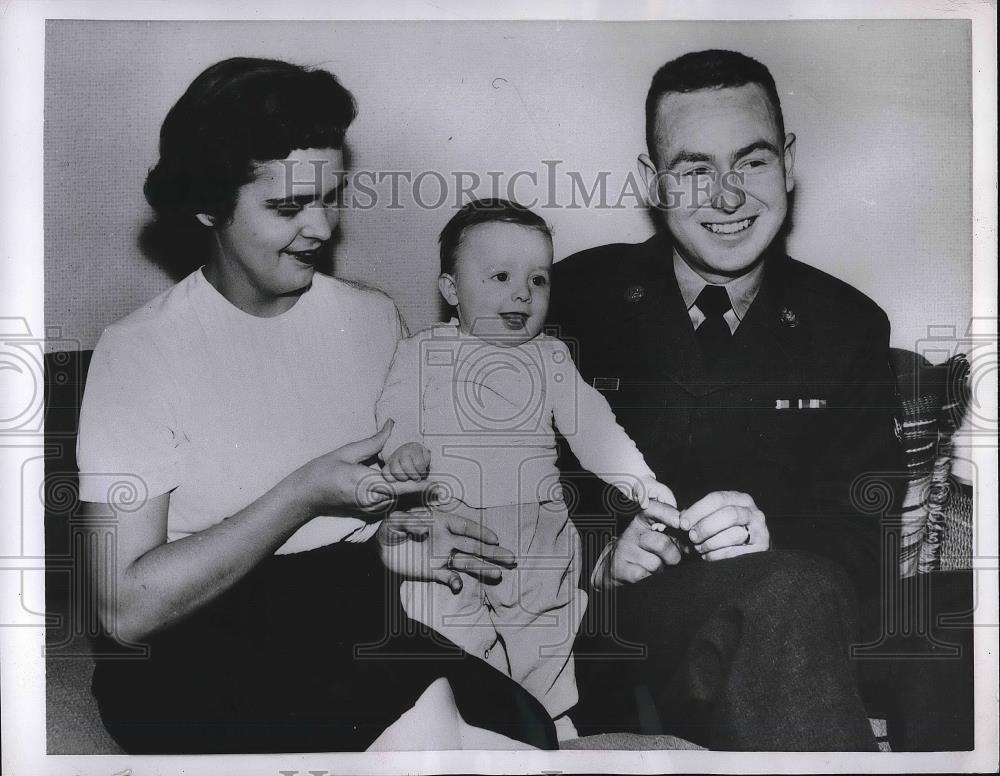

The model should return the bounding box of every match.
[701,216,756,236]
[499,313,528,329]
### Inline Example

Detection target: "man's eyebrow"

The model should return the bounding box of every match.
[665,150,714,169]
[732,140,779,162]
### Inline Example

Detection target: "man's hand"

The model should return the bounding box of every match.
[377,504,517,594]
[680,490,770,560]
[600,498,684,588]
[382,442,432,482]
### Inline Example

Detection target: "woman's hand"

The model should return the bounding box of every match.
[377,505,517,594]
[298,421,437,515]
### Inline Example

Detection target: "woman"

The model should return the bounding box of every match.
[77,57,557,753]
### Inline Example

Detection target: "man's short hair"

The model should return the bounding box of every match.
[645,49,785,162]
[439,198,552,276]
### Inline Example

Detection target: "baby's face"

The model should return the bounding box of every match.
[440,222,552,347]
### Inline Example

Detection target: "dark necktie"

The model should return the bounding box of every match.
[695,284,732,368]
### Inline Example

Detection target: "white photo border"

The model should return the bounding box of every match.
[1,1,996,775]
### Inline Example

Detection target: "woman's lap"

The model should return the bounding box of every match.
[92,541,556,753]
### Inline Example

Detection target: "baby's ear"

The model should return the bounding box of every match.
[438,274,459,307]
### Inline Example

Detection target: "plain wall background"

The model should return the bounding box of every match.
[44,20,972,356]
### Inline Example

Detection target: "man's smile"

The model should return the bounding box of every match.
[701,216,757,236]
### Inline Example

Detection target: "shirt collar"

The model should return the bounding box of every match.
[672,250,765,322]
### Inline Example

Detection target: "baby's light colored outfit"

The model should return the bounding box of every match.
[376,321,657,723]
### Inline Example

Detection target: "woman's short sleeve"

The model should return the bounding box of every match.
[77,326,183,503]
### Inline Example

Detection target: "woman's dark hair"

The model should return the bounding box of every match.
[439,198,552,276]
[645,49,785,163]
[144,57,357,226]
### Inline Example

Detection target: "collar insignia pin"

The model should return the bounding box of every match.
[779,307,799,327]
[625,284,644,303]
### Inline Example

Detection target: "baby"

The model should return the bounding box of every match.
[376,198,674,739]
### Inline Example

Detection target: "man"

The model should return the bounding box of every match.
[551,49,971,751]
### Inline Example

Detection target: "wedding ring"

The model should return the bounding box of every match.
[446,549,459,571]
[742,525,752,545]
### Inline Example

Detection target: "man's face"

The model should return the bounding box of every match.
[640,83,795,283]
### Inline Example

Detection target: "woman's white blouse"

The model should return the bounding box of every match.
[77,269,404,553]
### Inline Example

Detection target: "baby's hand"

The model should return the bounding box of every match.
[383,442,432,482]
[631,477,677,518]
